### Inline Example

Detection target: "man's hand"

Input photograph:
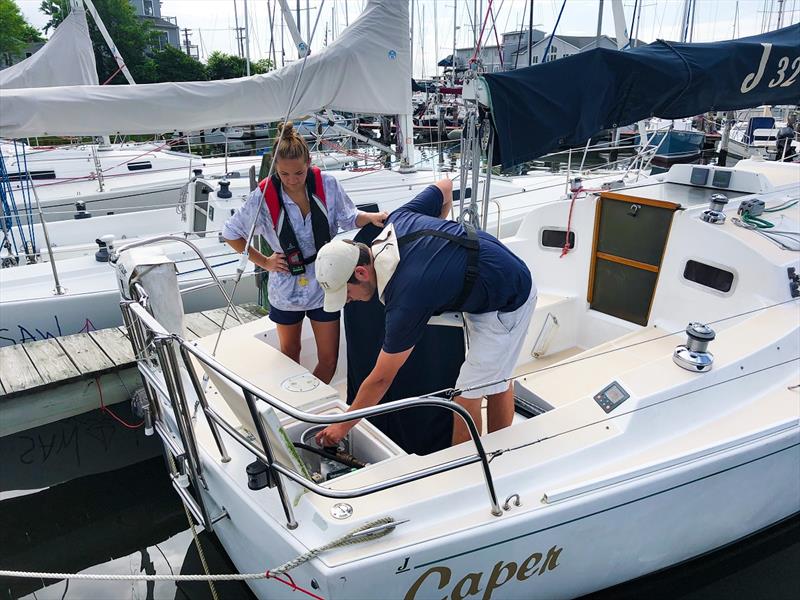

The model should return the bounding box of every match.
[315,421,356,447]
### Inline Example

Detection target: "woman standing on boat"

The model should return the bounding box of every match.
[223,123,386,383]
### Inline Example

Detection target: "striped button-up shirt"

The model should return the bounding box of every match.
[222,173,359,311]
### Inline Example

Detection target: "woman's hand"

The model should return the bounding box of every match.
[260,252,289,273]
[369,211,389,228]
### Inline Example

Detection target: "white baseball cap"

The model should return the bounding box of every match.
[315,239,360,312]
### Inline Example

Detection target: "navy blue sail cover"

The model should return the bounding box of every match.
[483,24,800,167]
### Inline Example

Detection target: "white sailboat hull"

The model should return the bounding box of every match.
[202,432,797,599]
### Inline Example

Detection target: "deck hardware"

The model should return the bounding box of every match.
[130,387,154,436]
[247,459,272,490]
[350,519,409,540]
[210,509,229,525]
[701,193,728,224]
[331,503,353,520]
[788,267,799,298]
[74,200,91,219]
[503,493,521,511]
[673,322,715,372]
[217,179,232,199]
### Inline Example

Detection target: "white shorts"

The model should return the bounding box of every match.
[455,286,537,399]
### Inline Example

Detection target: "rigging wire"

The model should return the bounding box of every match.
[422,296,800,401]
[493,356,799,459]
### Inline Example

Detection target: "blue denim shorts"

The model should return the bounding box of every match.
[268,305,341,325]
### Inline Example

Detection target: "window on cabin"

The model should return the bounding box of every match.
[683,260,734,293]
[541,229,575,250]
[127,161,153,171]
[7,170,56,182]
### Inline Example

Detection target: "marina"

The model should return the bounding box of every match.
[1,0,799,599]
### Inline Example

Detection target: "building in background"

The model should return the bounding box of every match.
[450,30,648,73]
[129,0,180,50]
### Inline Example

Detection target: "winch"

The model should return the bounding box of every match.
[673,322,715,372]
[701,193,728,224]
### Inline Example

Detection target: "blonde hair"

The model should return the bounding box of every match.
[273,121,310,163]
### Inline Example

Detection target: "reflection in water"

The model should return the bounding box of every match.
[0,457,254,600]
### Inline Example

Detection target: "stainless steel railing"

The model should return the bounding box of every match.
[121,296,504,531]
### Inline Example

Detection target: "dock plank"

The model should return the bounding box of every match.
[201,306,259,329]
[89,328,135,366]
[22,338,80,384]
[0,344,44,393]
[183,313,222,339]
[56,333,114,374]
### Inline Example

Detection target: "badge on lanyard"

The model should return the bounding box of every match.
[298,275,309,287]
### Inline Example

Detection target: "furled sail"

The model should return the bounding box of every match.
[482,24,800,168]
[0,5,98,90]
[0,0,409,138]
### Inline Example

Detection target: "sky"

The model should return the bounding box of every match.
[17,0,800,77]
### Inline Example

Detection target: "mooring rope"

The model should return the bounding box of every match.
[0,517,398,590]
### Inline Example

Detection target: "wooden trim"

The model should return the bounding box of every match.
[599,191,680,211]
[596,252,660,273]
[586,196,603,303]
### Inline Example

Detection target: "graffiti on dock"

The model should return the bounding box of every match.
[0,316,96,345]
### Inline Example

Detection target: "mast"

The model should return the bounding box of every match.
[233,0,242,57]
[400,0,416,172]
[434,0,439,79]
[528,0,534,66]
[452,0,457,85]
[680,0,690,42]
[82,0,136,84]
[244,0,251,75]
[596,0,604,41]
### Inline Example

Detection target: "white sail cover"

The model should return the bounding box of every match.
[0,0,410,138]
[0,6,98,90]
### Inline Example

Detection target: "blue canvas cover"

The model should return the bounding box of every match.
[483,24,800,167]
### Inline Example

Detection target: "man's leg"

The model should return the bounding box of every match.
[451,395,483,446]
[486,383,515,433]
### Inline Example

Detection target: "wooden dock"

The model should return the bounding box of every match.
[0,304,265,437]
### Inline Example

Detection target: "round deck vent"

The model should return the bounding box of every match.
[281,373,321,393]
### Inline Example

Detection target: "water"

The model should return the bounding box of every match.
[2,407,797,600]
[0,408,255,600]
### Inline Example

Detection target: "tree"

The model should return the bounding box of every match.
[252,58,274,74]
[150,45,207,82]
[206,51,273,80]
[39,0,158,83]
[0,0,44,65]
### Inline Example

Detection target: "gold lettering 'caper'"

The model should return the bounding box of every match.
[403,566,451,600]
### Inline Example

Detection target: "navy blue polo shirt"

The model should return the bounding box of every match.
[381,185,532,354]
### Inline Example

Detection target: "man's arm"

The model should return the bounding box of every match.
[434,178,453,219]
[315,347,413,446]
